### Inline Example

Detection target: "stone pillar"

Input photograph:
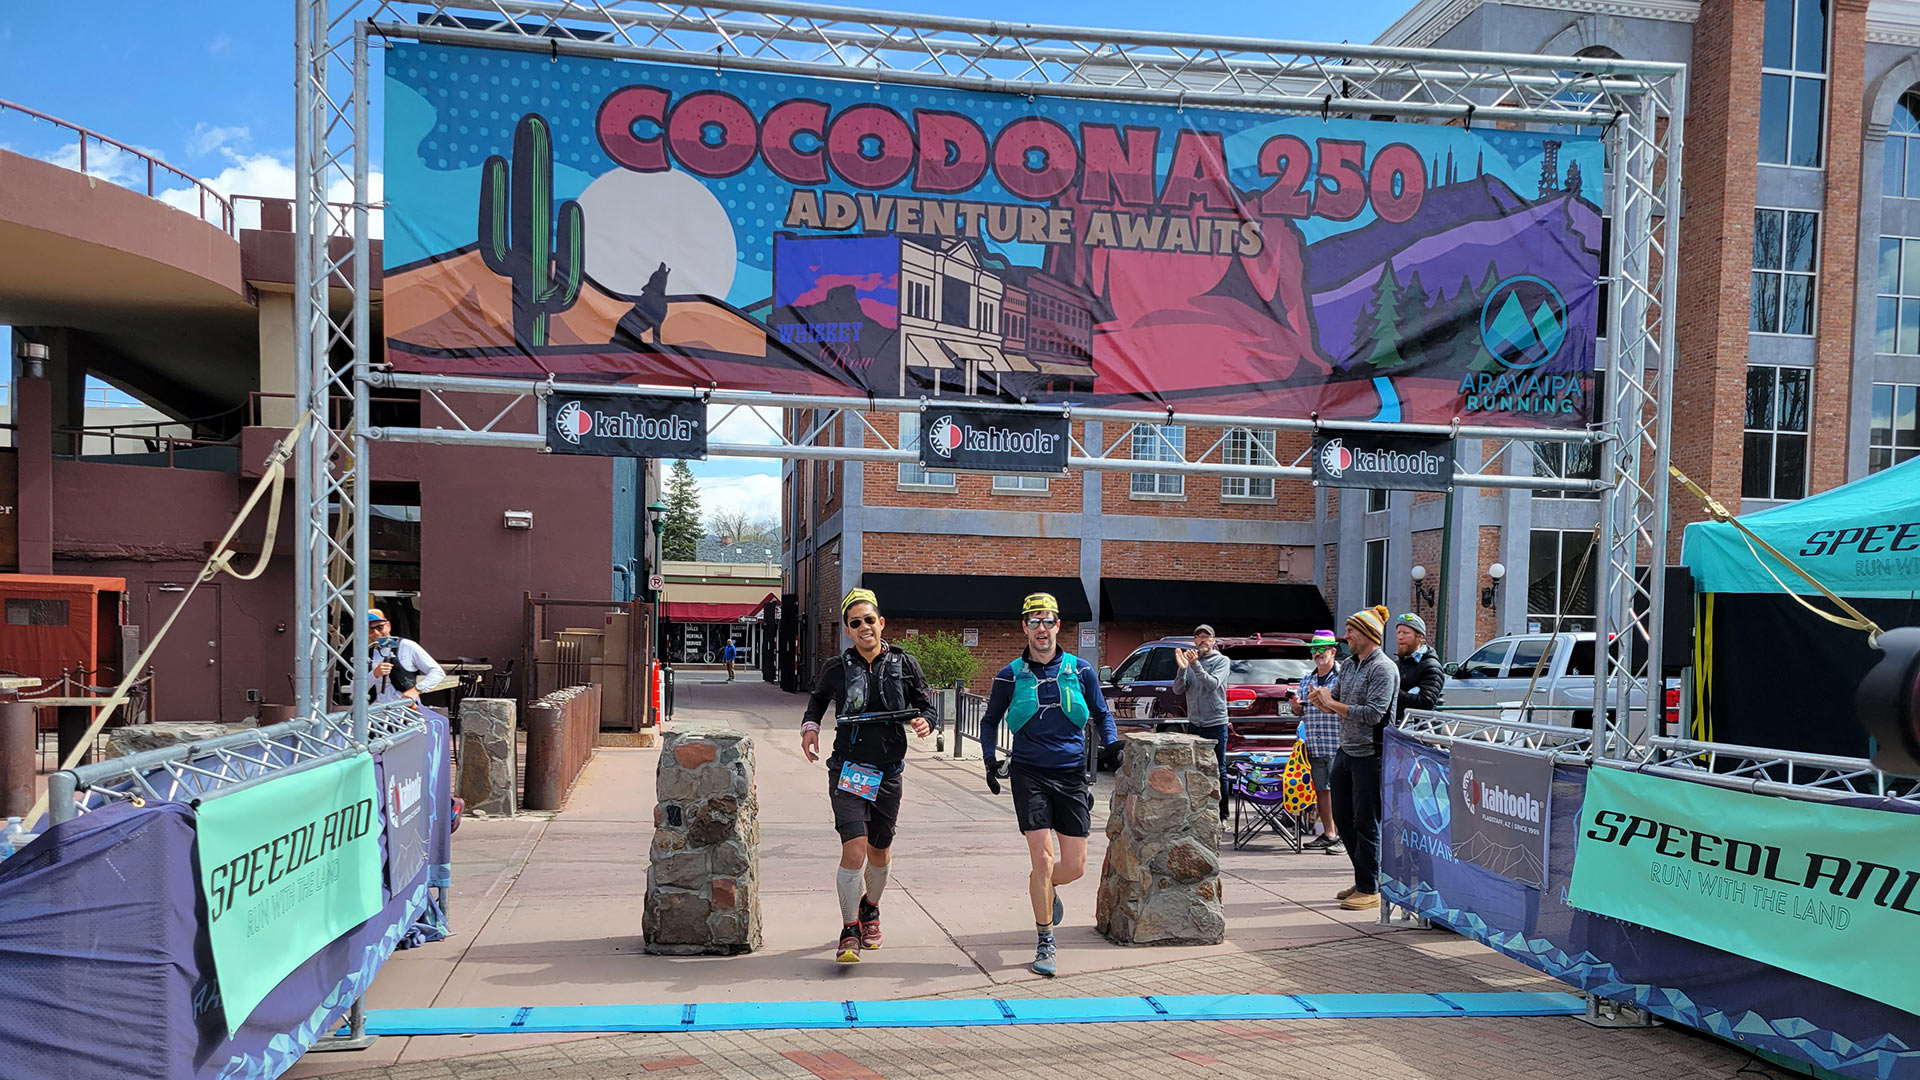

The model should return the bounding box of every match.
[644,721,762,955]
[458,698,516,817]
[1095,733,1226,946]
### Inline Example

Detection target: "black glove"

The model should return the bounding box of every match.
[985,760,1002,795]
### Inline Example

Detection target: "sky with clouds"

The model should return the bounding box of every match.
[0,0,1401,527]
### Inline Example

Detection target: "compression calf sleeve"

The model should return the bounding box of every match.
[837,866,863,923]
[863,863,889,905]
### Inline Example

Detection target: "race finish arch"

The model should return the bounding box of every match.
[277,0,1691,1054]
[288,0,1687,755]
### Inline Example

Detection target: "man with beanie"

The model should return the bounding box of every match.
[801,587,934,964]
[1305,604,1399,910]
[1394,613,1446,723]
[1172,624,1232,820]
[980,592,1120,977]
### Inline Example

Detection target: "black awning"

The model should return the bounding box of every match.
[861,573,1092,622]
[1099,578,1332,632]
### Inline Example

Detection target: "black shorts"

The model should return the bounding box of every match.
[827,759,903,849]
[1010,763,1093,838]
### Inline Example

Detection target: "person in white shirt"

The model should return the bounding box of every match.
[366,608,444,705]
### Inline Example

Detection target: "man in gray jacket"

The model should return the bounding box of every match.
[1306,605,1400,911]
[1172,624,1233,820]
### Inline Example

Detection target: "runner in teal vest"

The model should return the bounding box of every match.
[980,592,1119,976]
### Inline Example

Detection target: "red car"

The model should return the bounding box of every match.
[1099,633,1323,758]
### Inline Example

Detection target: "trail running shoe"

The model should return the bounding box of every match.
[1324,839,1347,856]
[837,923,862,964]
[1032,939,1058,977]
[1052,894,1063,928]
[1304,834,1334,851]
[859,896,883,950]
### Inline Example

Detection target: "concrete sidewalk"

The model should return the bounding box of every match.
[286,675,1748,1079]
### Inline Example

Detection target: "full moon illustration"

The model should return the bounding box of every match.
[575,168,738,300]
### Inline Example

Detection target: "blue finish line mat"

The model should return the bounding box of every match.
[366,992,1584,1035]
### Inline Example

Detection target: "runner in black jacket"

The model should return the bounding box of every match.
[801,587,933,964]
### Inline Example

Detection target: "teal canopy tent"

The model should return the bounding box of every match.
[1679,457,1920,756]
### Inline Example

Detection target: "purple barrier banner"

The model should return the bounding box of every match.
[1380,728,1920,1080]
[0,710,454,1080]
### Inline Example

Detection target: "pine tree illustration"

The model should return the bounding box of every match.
[1396,269,1432,366]
[1353,261,1408,371]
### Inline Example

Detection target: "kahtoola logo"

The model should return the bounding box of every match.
[1460,768,1480,817]
[553,400,591,445]
[925,415,964,458]
[1320,438,1352,477]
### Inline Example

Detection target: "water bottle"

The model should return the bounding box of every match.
[0,817,23,860]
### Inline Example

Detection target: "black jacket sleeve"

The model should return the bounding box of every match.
[899,653,935,721]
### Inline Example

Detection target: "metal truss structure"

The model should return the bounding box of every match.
[295,1,1688,757]
[46,703,428,824]
[1394,708,1596,761]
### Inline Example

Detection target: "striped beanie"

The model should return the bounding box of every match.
[842,587,879,616]
[1347,604,1391,645]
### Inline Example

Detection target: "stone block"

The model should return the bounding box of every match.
[646,724,762,955]
[105,720,256,759]
[1095,733,1225,947]
[458,698,516,817]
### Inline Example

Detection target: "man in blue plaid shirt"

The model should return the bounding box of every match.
[1290,630,1344,854]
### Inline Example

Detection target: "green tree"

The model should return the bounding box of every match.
[662,459,703,561]
[898,631,979,688]
[1351,261,1406,370]
[1395,269,1432,365]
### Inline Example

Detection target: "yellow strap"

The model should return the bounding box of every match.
[1670,465,1884,646]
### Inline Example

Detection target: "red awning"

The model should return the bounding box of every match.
[664,600,771,622]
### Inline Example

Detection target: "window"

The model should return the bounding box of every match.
[1116,647,1180,684]
[992,474,1049,493]
[941,276,971,327]
[1870,383,1920,472]
[1222,645,1315,684]
[1455,640,1511,680]
[905,281,932,319]
[1221,428,1276,499]
[1366,488,1389,514]
[1876,238,1920,354]
[1130,424,1186,496]
[1887,92,1920,198]
[1743,365,1810,499]
[1363,538,1388,609]
[1760,0,1828,168]
[1507,636,1553,677]
[1531,441,1600,499]
[1751,209,1818,335]
[1527,530,1597,632]
[976,300,997,332]
[4,599,69,627]
[896,413,955,488]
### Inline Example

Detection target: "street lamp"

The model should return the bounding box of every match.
[1410,564,1435,609]
[648,500,669,660]
[1480,562,1506,609]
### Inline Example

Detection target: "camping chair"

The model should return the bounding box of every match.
[1226,753,1308,852]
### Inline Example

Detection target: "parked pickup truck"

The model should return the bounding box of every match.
[1442,632,1680,739]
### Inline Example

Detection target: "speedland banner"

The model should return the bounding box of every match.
[1568,766,1920,1017]
[386,42,1602,428]
[195,754,385,1035]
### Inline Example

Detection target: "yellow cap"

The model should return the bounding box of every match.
[842,587,879,615]
[1021,592,1059,616]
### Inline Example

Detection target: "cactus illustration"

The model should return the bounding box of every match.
[478,113,585,350]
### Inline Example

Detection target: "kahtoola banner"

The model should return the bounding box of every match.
[1568,766,1920,1017]
[195,754,385,1036]
[386,42,1602,428]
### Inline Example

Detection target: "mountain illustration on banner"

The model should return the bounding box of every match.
[383,46,1603,428]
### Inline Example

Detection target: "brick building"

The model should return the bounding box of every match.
[787,0,1920,685]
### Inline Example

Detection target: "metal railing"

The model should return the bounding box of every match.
[1396,708,1596,762]
[946,683,1008,762]
[1,99,235,234]
[231,194,369,239]
[46,700,428,824]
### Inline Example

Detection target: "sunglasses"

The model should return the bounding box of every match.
[845,614,880,628]
[1024,615,1060,629]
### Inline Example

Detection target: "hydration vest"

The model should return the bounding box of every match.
[1007,652,1089,733]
